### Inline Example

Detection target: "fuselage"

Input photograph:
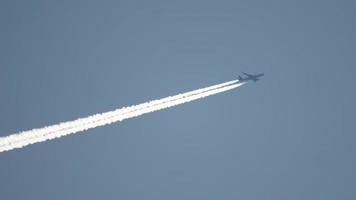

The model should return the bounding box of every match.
[238,73,264,82]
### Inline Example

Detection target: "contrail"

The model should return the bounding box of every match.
[0,80,245,153]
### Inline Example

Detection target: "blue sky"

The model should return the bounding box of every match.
[1,1,355,199]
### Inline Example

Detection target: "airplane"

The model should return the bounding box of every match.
[238,72,264,82]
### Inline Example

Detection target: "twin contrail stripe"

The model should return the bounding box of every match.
[0,80,244,153]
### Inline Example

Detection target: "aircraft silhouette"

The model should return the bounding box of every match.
[238,72,264,82]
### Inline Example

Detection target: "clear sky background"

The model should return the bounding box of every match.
[0,1,355,199]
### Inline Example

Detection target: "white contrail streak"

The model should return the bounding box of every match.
[0,80,245,153]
